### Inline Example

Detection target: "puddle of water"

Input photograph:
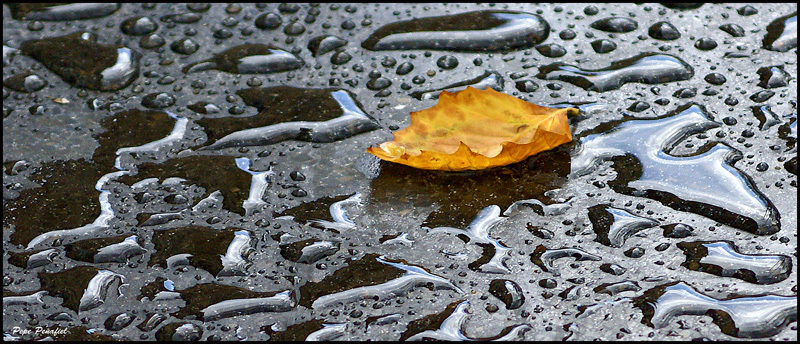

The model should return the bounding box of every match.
[148,226,243,276]
[536,53,693,92]
[118,155,253,216]
[572,103,781,235]
[64,234,145,264]
[633,281,797,338]
[676,240,792,284]
[172,284,293,321]
[197,87,378,150]
[370,147,571,229]
[21,31,139,91]
[183,44,303,74]
[362,11,549,52]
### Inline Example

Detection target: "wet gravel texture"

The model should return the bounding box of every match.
[3,3,797,341]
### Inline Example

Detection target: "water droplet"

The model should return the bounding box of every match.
[750,90,775,103]
[587,205,658,247]
[7,3,121,21]
[183,44,303,74]
[410,70,503,100]
[436,55,459,69]
[280,239,339,264]
[704,73,726,85]
[155,322,203,341]
[160,12,202,24]
[537,53,693,92]
[515,79,539,93]
[661,223,695,238]
[307,35,347,57]
[559,29,577,40]
[535,43,567,58]
[363,11,549,52]
[121,16,158,36]
[590,17,638,33]
[139,33,166,49]
[395,61,414,75]
[197,87,378,150]
[762,12,796,52]
[648,21,681,40]
[284,21,306,35]
[627,101,650,112]
[530,245,601,276]
[255,12,282,29]
[633,281,796,338]
[694,37,718,50]
[738,6,758,16]
[3,72,48,93]
[105,312,136,331]
[756,66,790,89]
[593,280,641,295]
[719,23,745,37]
[21,32,140,91]
[590,39,617,53]
[141,92,176,109]
[751,105,782,130]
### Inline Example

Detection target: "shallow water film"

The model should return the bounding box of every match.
[3,3,797,341]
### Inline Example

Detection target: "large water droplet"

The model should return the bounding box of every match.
[633,281,797,338]
[676,240,792,284]
[7,3,121,21]
[362,11,549,52]
[196,87,378,150]
[762,12,797,52]
[537,53,693,92]
[183,44,303,74]
[590,17,638,33]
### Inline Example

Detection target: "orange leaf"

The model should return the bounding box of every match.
[367,87,576,171]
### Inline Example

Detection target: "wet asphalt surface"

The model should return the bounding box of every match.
[2,3,797,341]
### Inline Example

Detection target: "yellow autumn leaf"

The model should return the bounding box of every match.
[367,86,576,171]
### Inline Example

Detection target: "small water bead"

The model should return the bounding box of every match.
[121,16,159,36]
[170,38,199,55]
[624,247,645,258]
[648,21,681,40]
[719,23,745,37]
[673,88,696,98]
[160,12,202,24]
[395,62,413,75]
[584,6,599,16]
[535,43,567,58]
[187,3,211,13]
[590,17,638,33]
[255,12,282,30]
[27,21,45,31]
[704,73,726,85]
[559,29,577,40]
[341,20,356,30]
[756,66,790,89]
[330,51,352,65]
[221,16,239,28]
[284,21,306,35]
[381,56,397,68]
[225,3,242,14]
[367,77,392,90]
[628,101,650,112]
[436,55,458,69]
[515,80,539,92]
[749,90,775,103]
[141,92,176,109]
[694,37,717,50]
[591,39,617,53]
[139,34,165,49]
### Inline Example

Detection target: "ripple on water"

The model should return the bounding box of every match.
[572,103,781,235]
[362,11,549,52]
